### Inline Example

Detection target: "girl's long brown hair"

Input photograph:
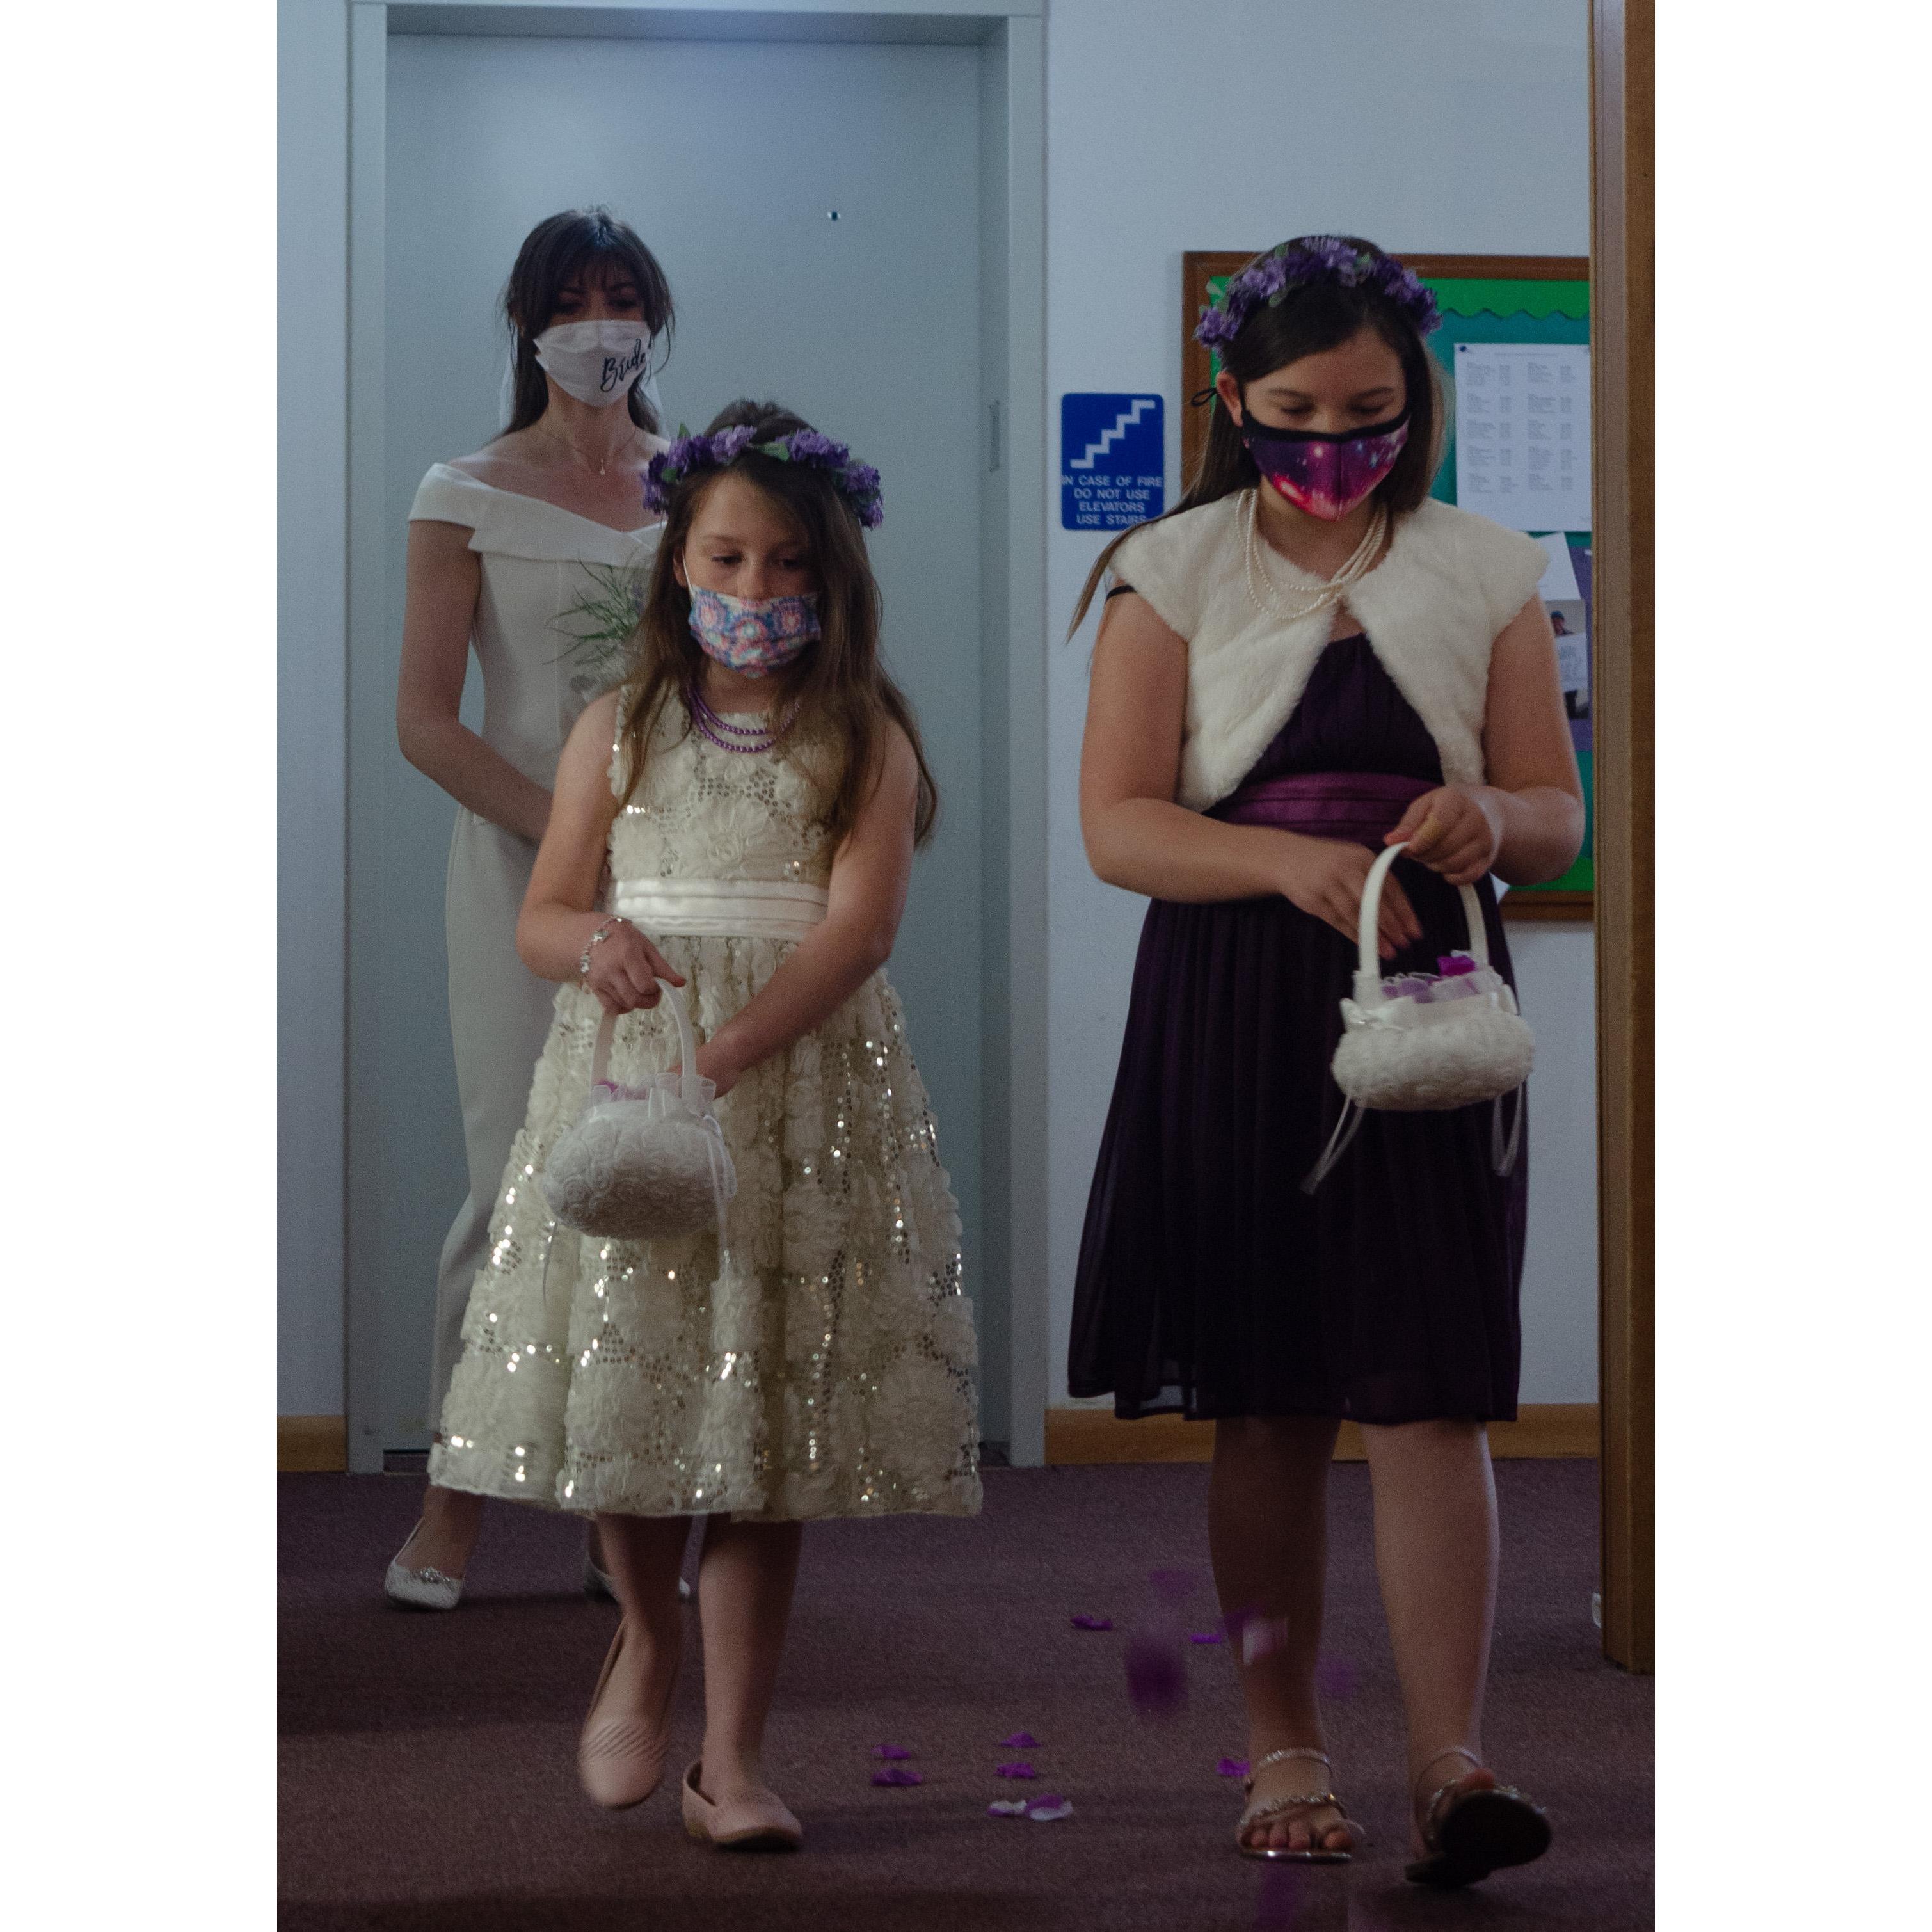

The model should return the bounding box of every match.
[1069,236,1446,635]
[618,400,939,848]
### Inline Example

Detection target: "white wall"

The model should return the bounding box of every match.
[1042,0,1597,1405]
[277,0,1598,1422]
[278,0,350,1415]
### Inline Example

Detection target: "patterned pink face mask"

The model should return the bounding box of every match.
[1240,410,1410,522]
[687,586,820,676]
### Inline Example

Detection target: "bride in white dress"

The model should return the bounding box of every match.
[387,208,676,1606]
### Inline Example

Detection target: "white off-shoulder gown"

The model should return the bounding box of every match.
[406,463,664,1435]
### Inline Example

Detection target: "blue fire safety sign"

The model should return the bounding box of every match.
[1060,392,1165,531]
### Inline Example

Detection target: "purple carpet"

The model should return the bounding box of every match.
[280,1460,1650,1930]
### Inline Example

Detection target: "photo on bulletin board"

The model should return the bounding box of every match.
[1181,251,1593,920]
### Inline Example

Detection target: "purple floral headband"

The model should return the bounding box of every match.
[1194,237,1441,352]
[643,424,884,528]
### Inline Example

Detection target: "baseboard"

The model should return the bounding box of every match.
[280,1415,348,1473]
[278,1405,1597,1473]
[1044,1403,1598,1465]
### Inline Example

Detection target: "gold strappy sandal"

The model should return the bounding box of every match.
[1403,1746,1551,1887]
[1236,1746,1366,1862]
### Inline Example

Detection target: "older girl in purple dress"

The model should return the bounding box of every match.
[1069,237,1583,1887]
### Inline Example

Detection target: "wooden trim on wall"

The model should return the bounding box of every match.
[1590,0,1655,1674]
[280,1416,349,1473]
[1045,1404,1599,1466]
[1501,890,1594,923]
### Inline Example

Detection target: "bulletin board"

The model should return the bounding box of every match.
[1181,252,1593,919]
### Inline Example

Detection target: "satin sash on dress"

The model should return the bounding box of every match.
[1211,769,1435,847]
[609,875,829,941]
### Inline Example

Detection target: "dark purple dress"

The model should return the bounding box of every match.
[1067,634,1528,1426]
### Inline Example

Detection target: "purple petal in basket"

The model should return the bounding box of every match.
[1217,1757,1250,1778]
[994,1762,1037,1780]
[870,1766,923,1787]
[1000,1732,1039,1750]
[1070,1614,1114,1631]
[1438,952,1478,976]
[1028,1796,1074,1822]
[870,1744,913,1760]
[987,1798,1031,1817]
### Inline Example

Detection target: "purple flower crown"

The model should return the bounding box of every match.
[643,424,884,528]
[1195,237,1441,352]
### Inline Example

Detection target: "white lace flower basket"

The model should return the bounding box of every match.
[541,978,737,1244]
[1302,841,1535,1192]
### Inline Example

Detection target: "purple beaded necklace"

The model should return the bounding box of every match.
[687,684,794,754]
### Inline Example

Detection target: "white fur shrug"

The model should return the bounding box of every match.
[1110,491,1548,810]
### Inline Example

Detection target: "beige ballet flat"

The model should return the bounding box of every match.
[577,1624,676,1810]
[680,1759,802,1851]
[1236,1746,1366,1862]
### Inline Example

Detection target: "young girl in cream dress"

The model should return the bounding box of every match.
[429,402,980,1848]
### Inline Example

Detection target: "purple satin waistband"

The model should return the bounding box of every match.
[1211,770,1435,847]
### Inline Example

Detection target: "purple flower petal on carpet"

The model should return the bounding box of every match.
[870,1744,913,1760]
[1189,1631,1226,1645]
[1254,1862,1305,1929]
[1124,1634,1186,1718]
[1070,1614,1113,1631]
[1314,1652,1359,1700]
[870,1766,923,1787]
[994,1762,1037,1779]
[1217,1757,1250,1778]
[1148,1566,1196,1605]
[1000,1732,1039,1749]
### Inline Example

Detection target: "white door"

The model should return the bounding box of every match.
[361,29,987,1451]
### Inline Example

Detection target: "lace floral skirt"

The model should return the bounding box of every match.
[429,938,982,1522]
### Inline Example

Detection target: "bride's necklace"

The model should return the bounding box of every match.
[1241,488,1387,625]
[534,420,639,478]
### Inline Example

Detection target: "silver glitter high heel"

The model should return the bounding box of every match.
[384,1521,465,1611]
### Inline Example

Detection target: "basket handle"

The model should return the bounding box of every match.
[587,978,704,1105]
[1354,842,1490,1009]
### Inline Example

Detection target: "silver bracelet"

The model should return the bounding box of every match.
[578,915,630,979]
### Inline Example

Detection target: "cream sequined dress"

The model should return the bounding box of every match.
[427,695,982,1522]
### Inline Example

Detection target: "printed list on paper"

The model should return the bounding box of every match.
[1453,343,1591,533]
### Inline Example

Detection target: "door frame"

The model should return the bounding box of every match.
[1590,0,1654,1672]
[342,0,1050,1471]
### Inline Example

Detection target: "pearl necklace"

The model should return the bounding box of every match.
[1241,488,1387,626]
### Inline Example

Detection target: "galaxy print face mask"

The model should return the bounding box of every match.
[1239,409,1410,521]
[687,586,820,675]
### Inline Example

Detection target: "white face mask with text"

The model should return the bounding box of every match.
[532,320,657,408]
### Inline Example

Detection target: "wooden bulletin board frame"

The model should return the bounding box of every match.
[1180,252,1594,922]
